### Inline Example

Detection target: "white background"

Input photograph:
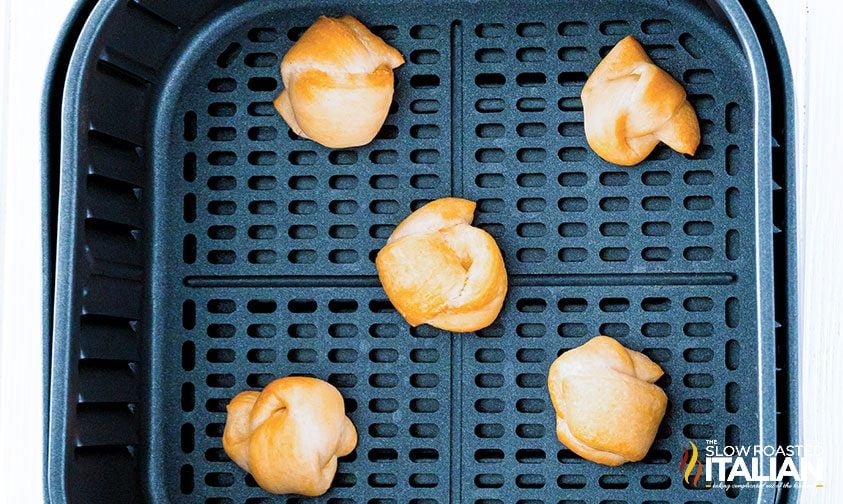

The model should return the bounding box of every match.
[0,0,841,502]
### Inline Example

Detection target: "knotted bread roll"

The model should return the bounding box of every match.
[375,198,507,332]
[548,336,668,466]
[274,16,404,148]
[223,377,357,496]
[581,35,700,166]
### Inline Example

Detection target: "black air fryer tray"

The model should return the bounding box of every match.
[45,0,798,503]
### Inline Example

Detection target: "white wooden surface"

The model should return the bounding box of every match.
[0,0,841,502]
[765,0,843,502]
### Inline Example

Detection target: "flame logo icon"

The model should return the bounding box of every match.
[680,441,705,487]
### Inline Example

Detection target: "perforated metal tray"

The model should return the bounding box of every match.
[44,0,798,503]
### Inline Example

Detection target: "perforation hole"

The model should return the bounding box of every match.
[559,223,587,237]
[288,325,315,339]
[207,250,235,264]
[320,323,354,340]
[411,74,440,89]
[475,48,505,63]
[289,150,317,165]
[207,322,235,338]
[180,465,193,494]
[411,149,440,164]
[727,146,740,176]
[181,340,195,371]
[368,348,397,363]
[475,173,504,188]
[368,473,397,488]
[646,44,676,60]
[474,474,504,489]
[600,323,629,338]
[558,172,587,187]
[369,199,398,214]
[474,397,504,414]
[473,423,504,439]
[244,127,277,143]
[517,97,546,112]
[559,197,588,212]
[684,322,713,337]
[641,475,672,490]
[516,72,546,87]
[600,197,629,212]
[559,248,587,262]
[247,324,275,338]
[642,170,671,186]
[181,300,196,330]
[247,77,277,92]
[684,195,714,211]
[329,373,357,388]
[368,149,399,165]
[180,383,194,412]
[242,348,274,364]
[248,101,275,116]
[684,424,713,439]
[684,246,714,261]
[366,423,398,439]
[558,97,582,112]
[475,73,506,88]
[206,373,235,388]
[244,52,277,68]
[475,373,504,388]
[684,69,714,84]
[598,474,629,489]
[642,323,671,338]
[724,297,740,329]
[641,196,671,211]
[684,373,713,388]
[684,398,714,414]
[726,339,740,370]
[558,21,588,36]
[179,423,195,454]
[726,188,740,218]
[600,20,629,35]
[558,46,587,61]
[516,373,544,388]
[558,72,588,86]
[475,23,504,38]
[208,78,236,93]
[679,32,704,58]
[411,373,440,388]
[411,124,440,139]
[518,47,546,62]
[476,123,505,139]
[642,247,671,261]
[328,200,357,215]
[515,474,545,489]
[642,297,671,312]
[411,398,440,413]
[475,348,505,363]
[557,475,587,489]
[517,197,546,213]
[598,298,628,312]
[369,323,397,338]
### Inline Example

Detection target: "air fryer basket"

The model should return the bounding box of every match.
[45,0,798,503]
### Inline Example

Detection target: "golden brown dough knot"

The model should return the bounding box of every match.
[274,16,404,148]
[375,198,507,332]
[222,377,357,496]
[548,336,668,466]
[581,35,700,166]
